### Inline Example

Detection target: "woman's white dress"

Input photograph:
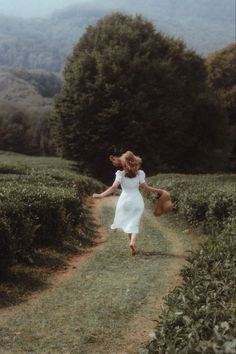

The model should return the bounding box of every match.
[111,170,145,234]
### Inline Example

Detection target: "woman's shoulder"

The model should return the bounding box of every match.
[115,170,125,178]
[115,169,124,175]
[138,170,146,183]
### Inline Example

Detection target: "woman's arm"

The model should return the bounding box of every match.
[93,182,120,198]
[140,182,162,194]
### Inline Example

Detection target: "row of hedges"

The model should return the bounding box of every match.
[0,162,103,274]
[145,174,236,354]
[146,174,236,234]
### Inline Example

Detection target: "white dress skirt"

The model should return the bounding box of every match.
[110,170,145,234]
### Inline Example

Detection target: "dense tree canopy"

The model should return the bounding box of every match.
[0,103,55,155]
[53,13,230,182]
[207,43,236,125]
[0,68,60,156]
[206,44,236,167]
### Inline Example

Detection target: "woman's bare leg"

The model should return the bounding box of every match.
[129,233,137,255]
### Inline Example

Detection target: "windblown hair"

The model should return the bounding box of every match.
[109,151,142,178]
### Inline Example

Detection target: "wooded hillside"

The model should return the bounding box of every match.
[0,0,234,72]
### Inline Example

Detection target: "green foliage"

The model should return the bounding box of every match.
[0,102,55,155]
[146,174,236,233]
[0,150,74,169]
[148,228,236,353]
[206,43,236,129]
[53,13,229,181]
[146,174,236,353]
[12,69,62,98]
[0,154,103,273]
[0,67,62,156]
[0,67,61,109]
[206,44,236,168]
[0,108,30,153]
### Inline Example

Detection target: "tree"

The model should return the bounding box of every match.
[207,43,236,125]
[207,44,236,169]
[183,93,232,171]
[0,103,55,155]
[53,13,229,181]
[0,109,30,153]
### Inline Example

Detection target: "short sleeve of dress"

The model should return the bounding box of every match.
[138,170,146,184]
[114,170,122,183]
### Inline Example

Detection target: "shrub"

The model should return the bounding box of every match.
[148,221,236,354]
[0,158,103,273]
[146,174,236,353]
[146,174,236,233]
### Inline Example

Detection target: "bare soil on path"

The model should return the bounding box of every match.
[0,196,202,354]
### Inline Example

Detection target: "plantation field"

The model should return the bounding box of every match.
[146,173,236,234]
[0,196,201,354]
[0,151,103,305]
[0,152,235,353]
[0,150,76,172]
[146,174,236,353]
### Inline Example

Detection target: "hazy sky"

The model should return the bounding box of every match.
[0,0,93,18]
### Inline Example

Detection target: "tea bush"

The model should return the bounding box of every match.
[146,174,236,233]
[146,174,236,354]
[0,155,103,272]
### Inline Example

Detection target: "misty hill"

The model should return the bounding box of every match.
[0,0,234,72]
[0,5,105,72]
[0,67,62,110]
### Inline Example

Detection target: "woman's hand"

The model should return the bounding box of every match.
[93,193,102,198]
[92,183,119,199]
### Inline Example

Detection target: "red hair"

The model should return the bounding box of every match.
[109,151,142,178]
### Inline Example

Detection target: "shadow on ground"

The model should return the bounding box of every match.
[137,250,189,260]
[0,249,70,308]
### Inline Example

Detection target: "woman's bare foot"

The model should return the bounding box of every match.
[129,244,136,256]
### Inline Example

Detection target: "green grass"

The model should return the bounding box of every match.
[0,150,76,171]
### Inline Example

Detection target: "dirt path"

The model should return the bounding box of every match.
[0,197,201,354]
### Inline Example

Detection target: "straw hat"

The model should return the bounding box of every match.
[154,190,173,217]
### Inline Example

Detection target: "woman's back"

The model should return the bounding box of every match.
[115,170,145,192]
[111,169,145,235]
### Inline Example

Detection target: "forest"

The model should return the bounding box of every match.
[0,68,61,155]
[0,12,235,173]
[52,14,236,181]
[0,0,234,72]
